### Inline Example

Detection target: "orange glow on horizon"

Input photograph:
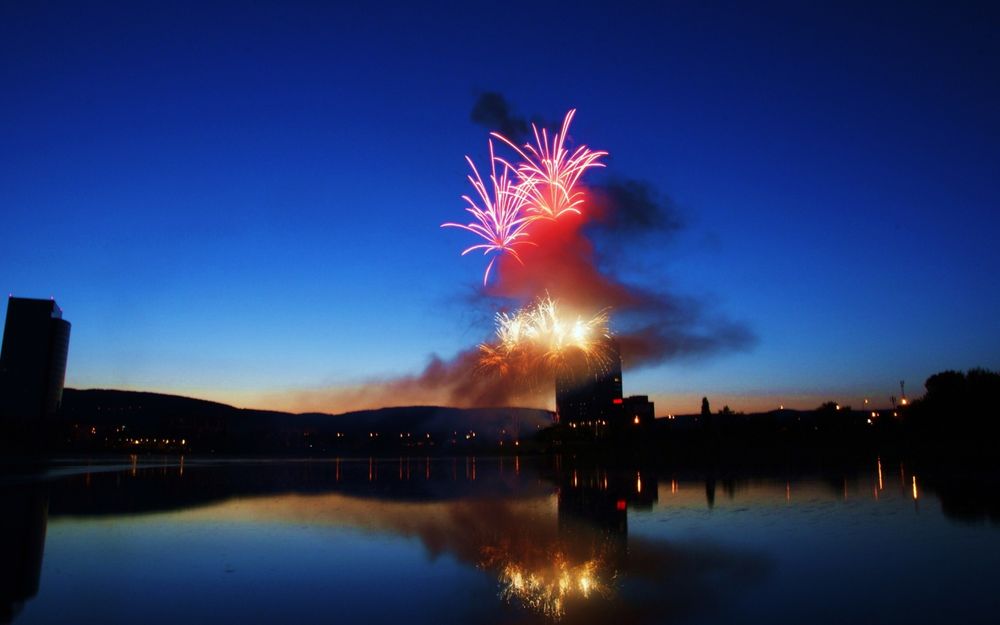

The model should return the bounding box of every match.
[82,384,904,423]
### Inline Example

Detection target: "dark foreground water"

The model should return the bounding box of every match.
[2,455,999,625]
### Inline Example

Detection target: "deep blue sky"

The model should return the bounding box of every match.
[2,1,998,413]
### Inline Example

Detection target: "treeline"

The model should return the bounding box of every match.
[905,368,1000,438]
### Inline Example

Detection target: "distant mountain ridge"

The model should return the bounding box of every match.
[58,388,554,453]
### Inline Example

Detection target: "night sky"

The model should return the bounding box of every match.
[3,1,998,414]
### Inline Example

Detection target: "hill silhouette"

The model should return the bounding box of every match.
[57,388,553,454]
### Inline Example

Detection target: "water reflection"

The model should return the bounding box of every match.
[478,467,632,619]
[1,456,999,624]
[0,486,47,624]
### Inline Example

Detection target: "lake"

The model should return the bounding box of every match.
[2,455,998,624]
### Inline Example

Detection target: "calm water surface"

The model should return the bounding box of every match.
[2,456,998,624]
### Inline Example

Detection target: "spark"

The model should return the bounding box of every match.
[444,110,605,283]
[493,109,607,220]
[480,296,611,377]
[441,140,535,284]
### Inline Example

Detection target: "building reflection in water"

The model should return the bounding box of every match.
[0,486,48,624]
[476,465,658,619]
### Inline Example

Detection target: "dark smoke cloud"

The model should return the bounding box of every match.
[615,308,757,368]
[269,345,551,413]
[384,347,548,407]
[590,178,683,235]
[479,208,754,371]
[586,178,685,275]
[470,92,530,142]
[470,91,557,143]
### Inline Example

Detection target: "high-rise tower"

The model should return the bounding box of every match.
[554,338,623,426]
[0,297,72,427]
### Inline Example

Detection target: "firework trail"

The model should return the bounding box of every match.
[444,110,605,284]
[441,140,535,285]
[493,109,607,220]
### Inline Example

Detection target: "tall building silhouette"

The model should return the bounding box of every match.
[555,338,623,426]
[0,297,71,428]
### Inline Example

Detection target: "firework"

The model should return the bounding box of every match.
[481,296,611,376]
[492,109,607,220]
[445,110,605,283]
[441,140,535,285]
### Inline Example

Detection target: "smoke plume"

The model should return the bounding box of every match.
[469,91,557,143]
[270,347,550,413]
[469,93,753,370]
[286,94,753,413]
[470,92,531,143]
